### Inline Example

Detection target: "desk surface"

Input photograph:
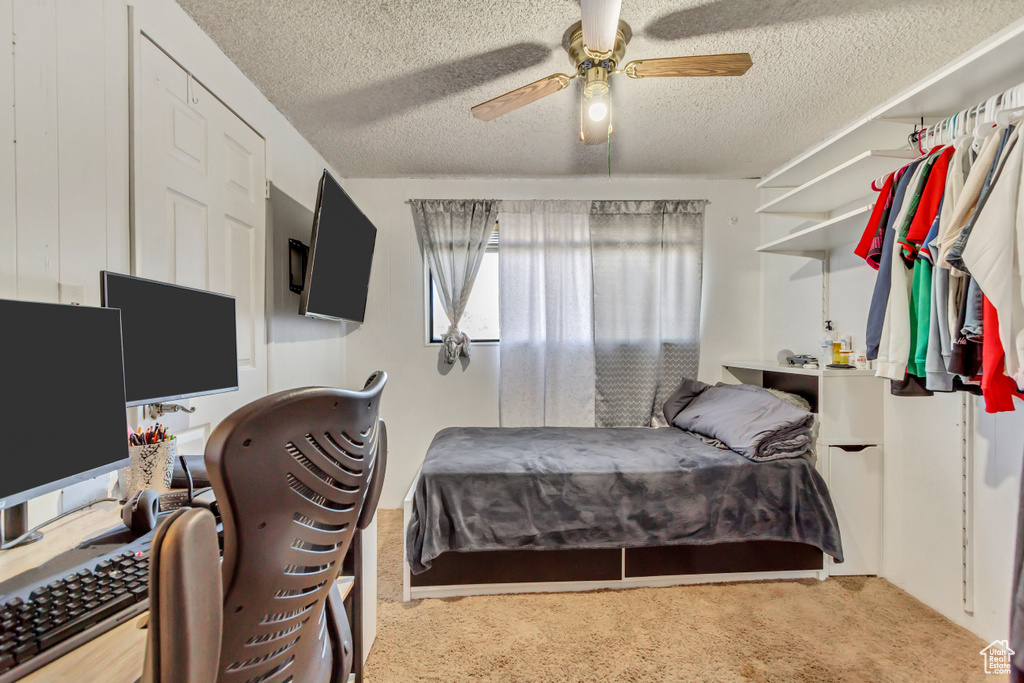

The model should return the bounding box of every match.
[0,502,353,682]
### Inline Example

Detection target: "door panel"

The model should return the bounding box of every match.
[223,133,255,199]
[168,190,209,289]
[171,103,207,171]
[134,35,266,441]
[225,214,256,368]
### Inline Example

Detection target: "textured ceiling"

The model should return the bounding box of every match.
[177,0,1024,178]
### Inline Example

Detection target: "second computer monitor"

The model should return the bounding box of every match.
[101,272,238,407]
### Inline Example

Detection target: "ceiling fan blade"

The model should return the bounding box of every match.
[471,73,573,122]
[624,53,753,79]
[581,0,622,55]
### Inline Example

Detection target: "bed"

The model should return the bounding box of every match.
[403,423,843,601]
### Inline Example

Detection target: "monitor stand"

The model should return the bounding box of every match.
[1,502,43,548]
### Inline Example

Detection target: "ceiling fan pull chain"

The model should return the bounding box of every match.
[607,129,612,179]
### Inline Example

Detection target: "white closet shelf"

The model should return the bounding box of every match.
[757,17,1024,191]
[757,205,873,257]
[758,121,914,190]
[723,361,879,377]
[756,150,915,218]
[878,19,1024,122]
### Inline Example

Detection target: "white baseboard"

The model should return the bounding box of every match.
[407,569,827,601]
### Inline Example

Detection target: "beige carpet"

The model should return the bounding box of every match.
[365,510,992,682]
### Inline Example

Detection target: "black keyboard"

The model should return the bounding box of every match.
[0,544,152,681]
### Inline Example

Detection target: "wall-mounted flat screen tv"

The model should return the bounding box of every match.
[298,170,377,323]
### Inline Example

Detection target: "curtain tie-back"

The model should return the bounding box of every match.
[443,324,471,364]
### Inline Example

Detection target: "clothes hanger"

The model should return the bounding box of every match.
[995,84,1024,125]
[952,107,970,148]
[973,94,1002,151]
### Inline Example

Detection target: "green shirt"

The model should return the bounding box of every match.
[907,257,932,377]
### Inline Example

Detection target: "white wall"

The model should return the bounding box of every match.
[1,0,342,524]
[760,207,1024,645]
[341,177,762,509]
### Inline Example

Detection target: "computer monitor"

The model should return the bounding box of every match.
[100,272,238,407]
[0,299,130,508]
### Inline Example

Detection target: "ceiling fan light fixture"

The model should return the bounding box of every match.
[583,64,610,95]
[580,87,611,145]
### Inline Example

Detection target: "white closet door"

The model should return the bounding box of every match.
[133,35,267,448]
[0,0,14,300]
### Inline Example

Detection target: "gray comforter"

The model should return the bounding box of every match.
[407,426,843,574]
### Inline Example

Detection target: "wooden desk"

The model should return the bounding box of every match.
[0,502,355,683]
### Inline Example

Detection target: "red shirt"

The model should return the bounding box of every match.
[981,296,1023,413]
[855,172,895,266]
[900,147,954,258]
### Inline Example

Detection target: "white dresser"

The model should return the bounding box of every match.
[722,361,884,576]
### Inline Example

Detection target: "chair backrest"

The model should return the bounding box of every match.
[205,373,387,683]
[141,506,223,683]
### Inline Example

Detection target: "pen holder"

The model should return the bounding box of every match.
[119,438,177,499]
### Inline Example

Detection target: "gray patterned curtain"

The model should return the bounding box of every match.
[412,199,498,363]
[591,200,706,427]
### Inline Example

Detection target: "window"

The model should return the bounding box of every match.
[428,231,499,343]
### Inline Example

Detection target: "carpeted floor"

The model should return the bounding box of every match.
[364,510,991,682]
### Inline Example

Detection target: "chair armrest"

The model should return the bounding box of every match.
[325,582,354,683]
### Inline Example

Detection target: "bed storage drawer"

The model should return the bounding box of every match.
[625,541,824,577]
[410,548,622,587]
[827,445,882,576]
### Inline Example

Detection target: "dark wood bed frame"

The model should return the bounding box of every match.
[411,541,824,588]
[402,469,828,601]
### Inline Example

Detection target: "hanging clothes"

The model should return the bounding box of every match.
[901,147,954,258]
[866,160,922,361]
[855,171,896,268]
[938,132,1003,266]
[859,112,1024,413]
[962,124,1023,385]
[947,126,1017,273]
[981,297,1024,413]
[948,274,984,378]
[906,150,954,378]
[877,155,941,380]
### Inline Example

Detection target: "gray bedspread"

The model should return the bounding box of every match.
[406,426,843,574]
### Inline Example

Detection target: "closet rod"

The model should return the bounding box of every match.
[907,80,1024,148]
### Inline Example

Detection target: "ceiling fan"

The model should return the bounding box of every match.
[470,0,753,145]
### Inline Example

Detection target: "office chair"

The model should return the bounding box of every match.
[206,373,388,683]
[141,507,223,683]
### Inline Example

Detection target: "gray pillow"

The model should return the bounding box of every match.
[662,377,710,425]
[670,382,814,462]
